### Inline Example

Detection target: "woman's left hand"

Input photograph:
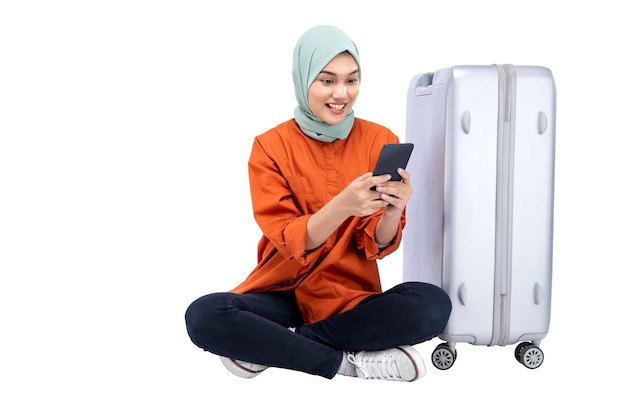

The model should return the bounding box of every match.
[375,168,413,216]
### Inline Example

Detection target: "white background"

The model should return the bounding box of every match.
[1,0,623,415]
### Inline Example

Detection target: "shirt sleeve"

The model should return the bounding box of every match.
[247,136,319,266]
[354,209,406,260]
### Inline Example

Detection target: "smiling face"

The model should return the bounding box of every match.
[307,52,360,125]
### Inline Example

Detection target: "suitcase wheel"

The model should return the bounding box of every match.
[514,342,544,369]
[431,343,456,370]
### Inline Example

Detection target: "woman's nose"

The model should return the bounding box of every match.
[332,84,347,98]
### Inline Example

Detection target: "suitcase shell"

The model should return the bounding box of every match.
[402,64,556,369]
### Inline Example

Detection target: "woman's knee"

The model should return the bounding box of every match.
[430,284,452,329]
[404,281,452,330]
[184,292,231,348]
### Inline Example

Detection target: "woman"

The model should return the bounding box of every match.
[185,25,451,382]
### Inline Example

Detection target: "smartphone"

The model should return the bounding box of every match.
[370,143,414,189]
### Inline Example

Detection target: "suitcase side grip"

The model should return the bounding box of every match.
[533,283,544,305]
[458,283,467,305]
[462,111,471,134]
[538,111,548,135]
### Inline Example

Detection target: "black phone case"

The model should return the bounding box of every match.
[372,143,414,181]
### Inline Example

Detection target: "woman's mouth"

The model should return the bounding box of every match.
[327,103,346,112]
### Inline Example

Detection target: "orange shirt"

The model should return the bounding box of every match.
[231,118,406,323]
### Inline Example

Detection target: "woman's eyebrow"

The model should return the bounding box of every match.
[319,69,359,76]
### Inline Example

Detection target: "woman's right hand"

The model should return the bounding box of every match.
[337,172,391,217]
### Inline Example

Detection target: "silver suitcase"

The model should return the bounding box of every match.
[402,64,556,370]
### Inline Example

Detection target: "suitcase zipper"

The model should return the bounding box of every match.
[491,64,516,346]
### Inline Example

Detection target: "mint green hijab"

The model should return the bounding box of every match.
[292,25,360,142]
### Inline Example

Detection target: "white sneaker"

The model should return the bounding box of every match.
[347,346,426,382]
[219,356,269,379]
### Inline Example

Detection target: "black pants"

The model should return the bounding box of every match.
[185,281,451,379]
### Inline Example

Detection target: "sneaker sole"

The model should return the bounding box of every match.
[219,357,267,379]
[398,346,427,381]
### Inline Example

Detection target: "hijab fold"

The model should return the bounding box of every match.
[292,25,360,142]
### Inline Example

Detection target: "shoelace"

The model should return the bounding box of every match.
[346,352,402,380]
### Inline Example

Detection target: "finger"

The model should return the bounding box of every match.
[378,181,408,197]
[355,172,374,182]
[378,193,400,208]
[369,174,392,191]
[380,193,407,210]
[397,167,411,184]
